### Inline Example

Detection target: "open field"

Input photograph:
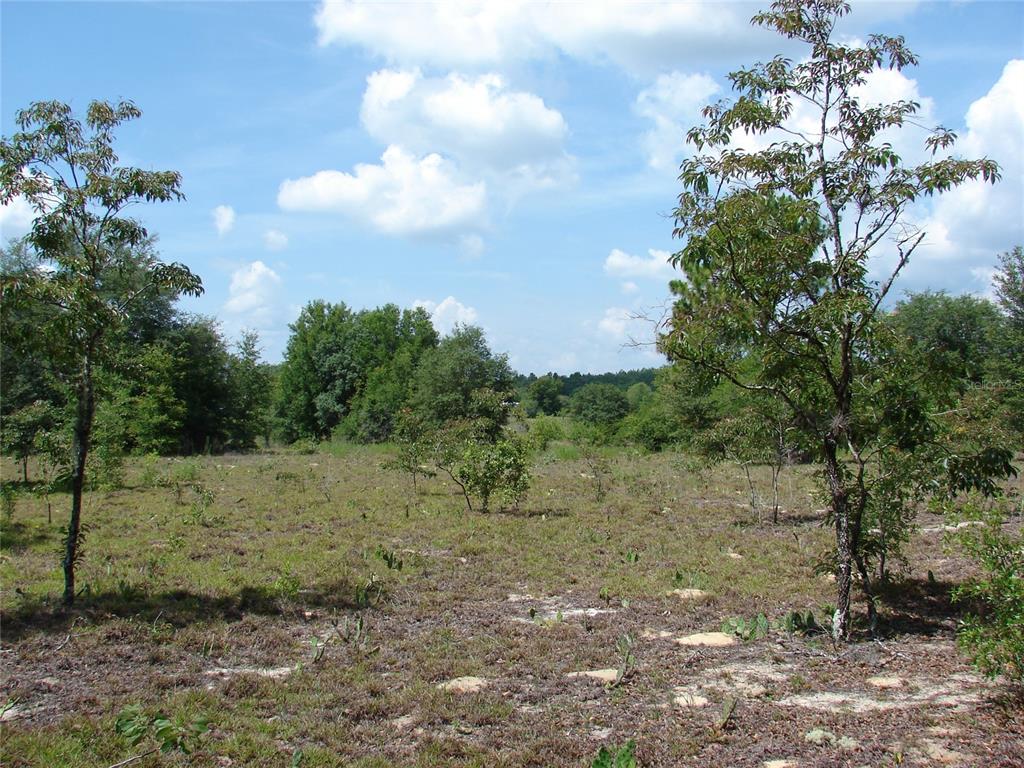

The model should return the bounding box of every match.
[1,446,1021,767]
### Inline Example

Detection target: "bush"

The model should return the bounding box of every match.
[569,383,628,426]
[528,416,566,452]
[455,437,531,512]
[953,506,1024,683]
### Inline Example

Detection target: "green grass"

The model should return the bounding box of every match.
[1,447,843,767]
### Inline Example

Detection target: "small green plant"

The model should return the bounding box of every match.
[613,633,636,687]
[528,416,565,452]
[0,483,15,522]
[172,459,200,483]
[290,437,318,455]
[355,574,384,608]
[591,740,637,768]
[90,443,125,490]
[138,452,164,488]
[182,483,218,526]
[672,569,707,589]
[722,613,770,642]
[271,570,301,600]
[114,703,209,758]
[624,550,641,565]
[374,544,404,571]
[953,506,1024,683]
[778,609,825,637]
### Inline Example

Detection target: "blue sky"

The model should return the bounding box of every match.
[2,1,1022,373]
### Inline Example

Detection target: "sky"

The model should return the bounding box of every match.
[2,1,1022,374]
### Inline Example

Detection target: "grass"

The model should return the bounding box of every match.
[0,444,1018,767]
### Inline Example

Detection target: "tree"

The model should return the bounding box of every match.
[887,291,1002,391]
[529,375,564,415]
[990,246,1024,436]
[409,325,514,440]
[661,0,1005,639]
[226,331,271,451]
[1,100,202,604]
[569,383,629,427]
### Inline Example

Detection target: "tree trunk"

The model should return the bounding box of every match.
[22,456,29,483]
[824,442,852,640]
[63,353,95,606]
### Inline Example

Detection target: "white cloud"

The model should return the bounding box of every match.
[636,72,721,171]
[0,196,36,239]
[314,1,771,75]
[212,204,236,236]
[909,60,1024,281]
[224,260,283,322]
[278,145,486,238]
[263,229,289,251]
[598,306,633,340]
[604,247,675,280]
[414,295,479,335]
[363,69,567,171]
[621,280,639,294]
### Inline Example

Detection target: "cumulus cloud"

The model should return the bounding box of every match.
[597,306,633,340]
[224,260,283,325]
[212,205,236,236]
[604,248,675,280]
[917,61,1023,260]
[315,1,771,74]
[263,229,289,251]
[635,72,721,171]
[414,295,479,335]
[278,145,486,238]
[0,196,36,239]
[362,69,568,173]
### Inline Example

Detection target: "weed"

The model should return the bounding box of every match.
[721,613,770,642]
[778,609,825,636]
[138,453,165,488]
[115,703,209,757]
[271,570,301,600]
[182,483,219,527]
[1,483,16,522]
[374,544,404,571]
[672,569,708,590]
[613,633,636,687]
[172,459,200,483]
[355,574,384,608]
[591,740,637,768]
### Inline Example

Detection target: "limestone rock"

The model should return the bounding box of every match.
[674,632,738,647]
[438,676,488,694]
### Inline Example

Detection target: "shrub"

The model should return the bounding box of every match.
[953,506,1024,683]
[528,416,566,452]
[455,437,531,512]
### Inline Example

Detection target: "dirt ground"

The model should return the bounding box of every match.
[1,448,1021,767]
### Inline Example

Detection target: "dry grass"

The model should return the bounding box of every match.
[0,444,1020,767]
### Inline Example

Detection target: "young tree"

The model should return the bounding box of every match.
[661,0,1005,639]
[0,100,202,604]
[529,375,564,415]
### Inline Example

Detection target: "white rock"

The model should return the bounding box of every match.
[667,588,711,601]
[566,668,619,684]
[866,676,905,689]
[674,632,738,647]
[438,676,488,694]
[205,666,293,679]
[674,693,710,707]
